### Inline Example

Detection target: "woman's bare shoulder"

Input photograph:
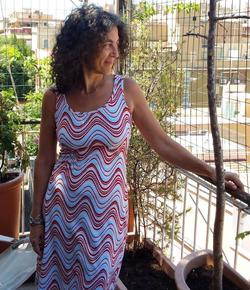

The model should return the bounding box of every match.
[44,86,58,99]
[42,87,58,114]
[123,77,143,113]
[123,77,140,92]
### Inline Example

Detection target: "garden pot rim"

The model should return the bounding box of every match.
[0,172,24,190]
[175,249,250,290]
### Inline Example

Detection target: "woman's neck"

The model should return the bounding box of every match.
[83,70,105,94]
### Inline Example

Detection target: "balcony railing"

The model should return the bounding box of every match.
[140,168,250,281]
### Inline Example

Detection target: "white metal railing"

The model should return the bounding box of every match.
[20,156,36,235]
[143,168,250,281]
[19,123,40,236]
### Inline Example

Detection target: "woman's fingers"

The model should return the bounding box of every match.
[31,240,42,256]
[225,172,244,192]
[30,237,44,256]
[30,225,44,257]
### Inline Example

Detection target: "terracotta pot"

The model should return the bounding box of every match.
[126,195,136,244]
[175,250,250,290]
[127,195,134,233]
[0,173,24,253]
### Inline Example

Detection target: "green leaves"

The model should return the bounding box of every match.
[0,35,52,176]
[0,89,21,176]
[0,36,36,101]
[132,1,201,20]
[22,57,52,156]
[235,231,250,240]
[127,2,184,246]
[23,90,43,120]
[134,2,156,22]
[166,2,200,14]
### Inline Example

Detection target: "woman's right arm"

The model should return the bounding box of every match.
[30,89,57,256]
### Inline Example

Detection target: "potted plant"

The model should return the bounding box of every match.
[119,3,183,289]
[175,250,250,290]
[0,89,27,253]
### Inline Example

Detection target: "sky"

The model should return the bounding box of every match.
[0,0,114,20]
[0,0,247,21]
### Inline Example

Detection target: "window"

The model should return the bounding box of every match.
[43,39,48,49]
[216,46,224,60]
[228,49,239,59]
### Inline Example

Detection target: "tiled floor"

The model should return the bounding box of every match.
[17,273,36,290]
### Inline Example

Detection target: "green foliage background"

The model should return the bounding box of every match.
[22,57,52,156]
[0,36,36,101]
[0,35,52,163]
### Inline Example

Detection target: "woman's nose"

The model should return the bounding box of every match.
[112,45,119,58]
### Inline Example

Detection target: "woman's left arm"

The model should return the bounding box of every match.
[125,78,244,192]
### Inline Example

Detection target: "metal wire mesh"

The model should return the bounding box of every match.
[1,0,250,189]
[124,0,250,194]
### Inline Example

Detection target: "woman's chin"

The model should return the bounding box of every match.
[102,68,113,75]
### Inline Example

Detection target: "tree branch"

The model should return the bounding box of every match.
[183,32,208,39]
[216,15,250,21]
[208,2,225,290]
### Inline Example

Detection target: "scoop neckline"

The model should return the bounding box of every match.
[65,75,117,115]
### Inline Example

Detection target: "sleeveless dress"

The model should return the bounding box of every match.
[37,75,132,289]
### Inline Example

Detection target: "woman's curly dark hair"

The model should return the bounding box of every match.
[51,4,129,94]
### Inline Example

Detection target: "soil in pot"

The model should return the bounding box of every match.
[120,246,177,290]
[186,265,241,290]
[0,172,20,183]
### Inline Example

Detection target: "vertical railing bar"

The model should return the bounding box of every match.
[234,208,241,269]
[189,191,230,264]
[170,171,177,261]
[21,182,25,234]
[181,175,188,259]
[146,187,149,231]
[161,167,168,250]
[153,192,157,244]
[170,197,176,261]
[206,189,213,250]
[193,183,200,251]
[148,188,152,239]
[21,127,25,235]
[153,165,160,244]
[161,195,166,250]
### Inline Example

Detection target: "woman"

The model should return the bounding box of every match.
[30,4,244,290]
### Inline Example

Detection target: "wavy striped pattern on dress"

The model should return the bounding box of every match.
[37,75,132,290]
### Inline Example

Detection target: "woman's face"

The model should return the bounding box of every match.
[89,26,119,75]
